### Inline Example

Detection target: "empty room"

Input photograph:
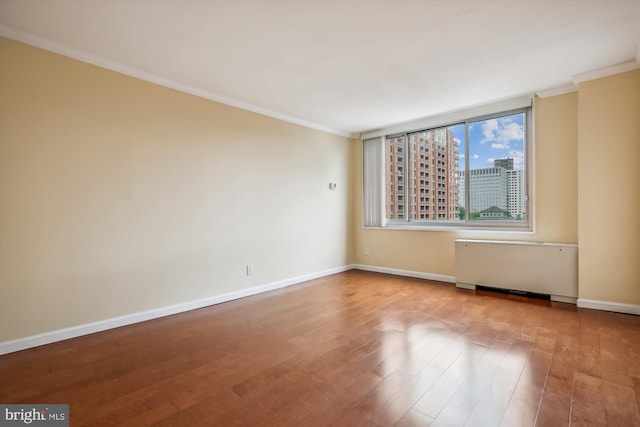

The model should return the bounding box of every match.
[1,0,639,426]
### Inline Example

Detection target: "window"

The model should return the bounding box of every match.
[364,106,531,230]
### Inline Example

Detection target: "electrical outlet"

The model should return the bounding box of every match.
[246,264,254,276]
[364,248,370,256]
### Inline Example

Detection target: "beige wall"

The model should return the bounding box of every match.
[353,71,640,308]
[0,38,354,342]
[353,93,579,276]
[1,35,638,345]
[578,69,640,305]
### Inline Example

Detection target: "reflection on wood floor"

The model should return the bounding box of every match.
[1,270,639,426]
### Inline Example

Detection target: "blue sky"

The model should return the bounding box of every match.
[452,112,525,171]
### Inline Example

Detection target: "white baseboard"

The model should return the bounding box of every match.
[551,295,577,304]
[353,264,455,284]
[577,298,640,316]
[6,266,635,355]
[0,265,354,356]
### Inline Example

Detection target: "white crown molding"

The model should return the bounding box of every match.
[571,60,640,85]
[577,298,640,316]
[0,264,355,355]
[0,24,355,139]
[535,83,578,99]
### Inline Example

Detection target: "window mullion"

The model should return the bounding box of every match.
[464,122,470,222]
[404,135,410,222]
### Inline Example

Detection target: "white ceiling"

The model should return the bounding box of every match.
[1,0,639,137]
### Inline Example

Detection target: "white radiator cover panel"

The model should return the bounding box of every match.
[455,239,578,300]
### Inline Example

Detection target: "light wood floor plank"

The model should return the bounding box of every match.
[1,270,639,426]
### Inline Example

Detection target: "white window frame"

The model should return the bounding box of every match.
[362,97,534,232]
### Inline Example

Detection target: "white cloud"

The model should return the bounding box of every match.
[481,119,499,142]
[499,123,524,143]
[480,118,524,147]
[509,149,525,168]
[471,154,479,159]
[459,153,465,158]
[487,157,495,164]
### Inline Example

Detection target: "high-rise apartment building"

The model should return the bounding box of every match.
[386,129,459,220]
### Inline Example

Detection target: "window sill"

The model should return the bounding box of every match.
[367,221,534,233]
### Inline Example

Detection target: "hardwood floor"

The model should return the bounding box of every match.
[1,270,640,426]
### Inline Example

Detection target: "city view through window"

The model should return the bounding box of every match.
[385,111,526,223]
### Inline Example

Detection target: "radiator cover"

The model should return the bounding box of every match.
[454,239,578,303]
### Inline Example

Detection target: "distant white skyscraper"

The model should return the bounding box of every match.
[458,167,508,213]
[458,158,525,219]
[507,169,525,218]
